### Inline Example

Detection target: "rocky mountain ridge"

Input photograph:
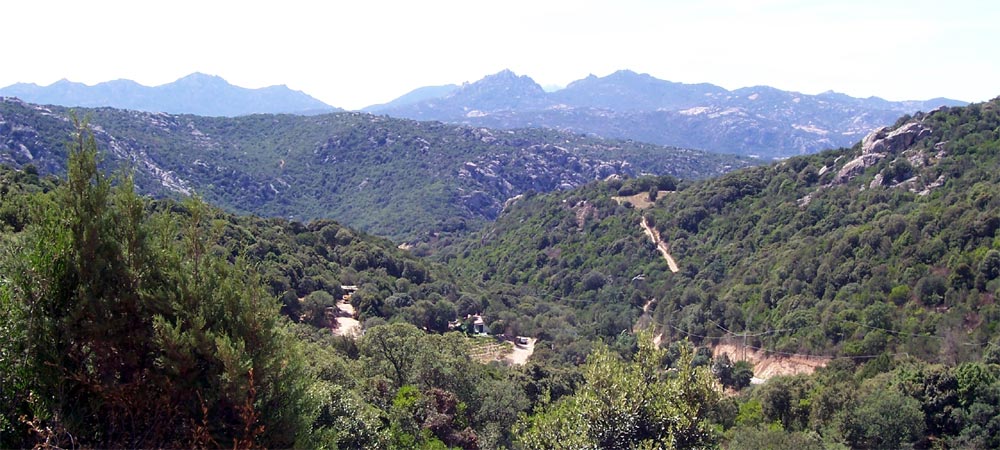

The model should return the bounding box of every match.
[370,69,966,159]
[0,97,749,241]
[0,73,339,116]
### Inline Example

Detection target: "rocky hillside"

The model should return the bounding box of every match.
[0,98,748,242]
[370,69,966,159]
[0,73,339,116]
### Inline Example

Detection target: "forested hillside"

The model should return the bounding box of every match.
[447,98,1000,362]
[645,99,1000,361]
[440,98,1000,447]
[0,125,723,448]
[0,97,748,242]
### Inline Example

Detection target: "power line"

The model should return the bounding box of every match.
[838,319,985,346]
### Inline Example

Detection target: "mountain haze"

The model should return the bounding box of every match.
[0,73,340,116]
[362,84,459,113]
[372,69,966,158]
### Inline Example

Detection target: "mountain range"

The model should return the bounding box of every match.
[3,71,966,159]
[0,98,747,242]
[0,73,339,116]
[368,69,966,158]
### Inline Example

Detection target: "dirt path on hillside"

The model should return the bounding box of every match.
[712,343,829,383]
[640,217,679,273]
[505,338,536,365]
[635,299,657,332]
[332,300,361,338]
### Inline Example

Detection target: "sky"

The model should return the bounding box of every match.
[2,0,997,110]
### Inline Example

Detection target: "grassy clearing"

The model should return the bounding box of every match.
[611,191,671,209]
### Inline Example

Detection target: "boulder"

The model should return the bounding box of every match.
[835,121,932,185]
[861,122,931,155]
[835,153,885,184]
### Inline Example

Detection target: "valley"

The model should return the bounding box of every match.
[3,0,996,446]
[2,91,999,448]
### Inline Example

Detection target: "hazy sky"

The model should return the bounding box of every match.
[3,0,997,110]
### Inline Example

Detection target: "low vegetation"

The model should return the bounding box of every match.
[2,98,999,448]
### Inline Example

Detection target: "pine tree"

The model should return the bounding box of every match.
[1,119,316,448]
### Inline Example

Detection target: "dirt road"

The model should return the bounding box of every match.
[505,338,536,365]
[640,216,679,273]
[332,300,361,338]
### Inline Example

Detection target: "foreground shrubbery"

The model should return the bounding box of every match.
[0,126,313,447]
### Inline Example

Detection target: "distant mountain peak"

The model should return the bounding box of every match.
[369,69,965,158]
[173,72,230,87]
[454,70,546,106]
[492,68,518,77]
[477,69,541,88]
[178,72,223,80]
[0,73,339,116]
[608,69,642,78]
[52,78,80,86]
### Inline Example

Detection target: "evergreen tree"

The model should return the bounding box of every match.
[0,120,316,448]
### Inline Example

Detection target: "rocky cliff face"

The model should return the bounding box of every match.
[835,121,934,184]
[798,110,947,207]
[457,143,632,219]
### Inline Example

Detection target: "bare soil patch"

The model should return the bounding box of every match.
[712,343,829,383]
[331,300,361,338]
[505,337,536,365]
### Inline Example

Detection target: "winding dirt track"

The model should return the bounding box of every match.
[640,216,679,273]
